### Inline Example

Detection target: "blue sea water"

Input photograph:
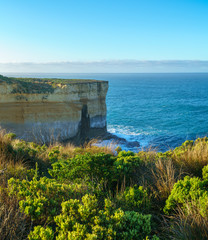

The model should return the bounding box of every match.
[6,73,208,152]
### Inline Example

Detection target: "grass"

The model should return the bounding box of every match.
[0,74,107,94]
[0,130,30,239]
[164,205,208,240]
[171,138,208,177]
[151,158,180,201]
[46,139,115,160]
[0,128,208,239]
[0,195,29,240]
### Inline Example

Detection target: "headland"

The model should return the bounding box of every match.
[0,75,108,144]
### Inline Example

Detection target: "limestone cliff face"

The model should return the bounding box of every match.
[0,80,108,144]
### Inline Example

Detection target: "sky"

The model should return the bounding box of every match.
[0,0,208,72]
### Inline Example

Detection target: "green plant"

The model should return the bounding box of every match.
[51,194,157,239]
[49,153,116,191]
[164,176,208,217]
[5,132,17,140]
[202,164,208,180]
[116,185,151,212]
[48,147,60,163]
[114,151,141,187]
[28,226,54,240]
[49,151,141,193]
[8,175,84,222]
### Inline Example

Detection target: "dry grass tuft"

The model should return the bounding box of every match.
[172,140,208,177]
[0,129,27,183]
[83,139,116,155]
[150,158,183,205]
[61,142,76,154]
[47,139,116,158]
[0,187,30,240]
[0,202,29,240]
[165,205,208,240]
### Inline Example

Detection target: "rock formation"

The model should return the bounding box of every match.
[0,76,108,144]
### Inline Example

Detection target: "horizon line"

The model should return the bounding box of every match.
[1,60,208,64]
[2,72,208,74]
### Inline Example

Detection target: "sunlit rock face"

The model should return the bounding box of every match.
[0,80,108,144]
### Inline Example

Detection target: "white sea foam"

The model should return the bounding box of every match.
[107,124,157,148]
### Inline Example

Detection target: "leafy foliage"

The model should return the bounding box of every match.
[8,175,84,222]
[116,185,151,212]
[5,130,208,239]
[30,194,157,240]
[202,164,208,180]
[49,151,141,192]
[164,175,208,217]
[28,226,54,240]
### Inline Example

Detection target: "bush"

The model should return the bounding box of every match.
[49,153,115,187]
[49,151,141,192]
[114,151,141,187]
[8,175,84,223]
[51,194,157,240]
[116,185,150,212]
[28,226,54,240]
[164,176,208,217]
[202,164,208,180]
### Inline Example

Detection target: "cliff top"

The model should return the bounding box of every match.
[0,74,107,94]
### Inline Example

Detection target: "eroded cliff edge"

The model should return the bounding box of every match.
[0,76,108,144]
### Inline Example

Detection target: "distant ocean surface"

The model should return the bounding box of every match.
[6,73,208,152]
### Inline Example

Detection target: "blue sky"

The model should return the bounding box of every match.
[0,0,208,72]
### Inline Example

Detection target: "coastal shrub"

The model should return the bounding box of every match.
[10,140,50,176]
[13,140,47,159]
[4,132,17,140]
[116,185,151,212]
[202,164,208,180]
[28,226,54,240]
[3,128,208,239]
[137,150,158,163]
[49,153,115,186]
[114,150,141,187]
[115,146,122,154]
[164,176,208,217]
[46,194,157,240]
[8,175,84,222]
[49,151,141,192]
[48,147,60,163]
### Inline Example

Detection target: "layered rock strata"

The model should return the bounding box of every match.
[0,79,108,144]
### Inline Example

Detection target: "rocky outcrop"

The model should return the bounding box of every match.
[0,78,108,144]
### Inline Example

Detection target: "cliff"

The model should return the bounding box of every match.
[0,75,108,144]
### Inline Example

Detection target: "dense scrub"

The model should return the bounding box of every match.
[1,129,208,239]
[0,74,102,94]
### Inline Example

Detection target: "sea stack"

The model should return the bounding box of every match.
[0,75,108,144]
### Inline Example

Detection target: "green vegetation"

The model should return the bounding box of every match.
[0,74,104,94]
[164,175,208,217]
[1,129,208,239]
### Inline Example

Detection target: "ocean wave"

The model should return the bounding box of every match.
[106,124,192,152]
[107,124,159,148]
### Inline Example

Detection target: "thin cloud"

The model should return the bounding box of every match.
[0,60,208,73]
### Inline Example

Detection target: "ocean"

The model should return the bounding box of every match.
[5,73,208,152]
